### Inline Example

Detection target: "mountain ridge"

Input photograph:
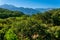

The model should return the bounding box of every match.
[0,4,52,15]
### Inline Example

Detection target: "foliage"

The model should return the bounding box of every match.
[5,29,18,40]
[0,8,60,40]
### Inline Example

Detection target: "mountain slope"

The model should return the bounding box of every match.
[0,4,52,15]
[0,8,24,18]
[0,4,39,15]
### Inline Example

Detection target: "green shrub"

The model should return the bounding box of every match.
[5,29,18,40]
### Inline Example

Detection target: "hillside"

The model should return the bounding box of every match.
[0,8,60,40]
[0,8,24,18]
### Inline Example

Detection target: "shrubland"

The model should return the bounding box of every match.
[0,8,60,40]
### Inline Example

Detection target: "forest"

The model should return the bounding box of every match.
[0,8,60,40]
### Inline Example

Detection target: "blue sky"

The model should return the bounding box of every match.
[0,0,60,8]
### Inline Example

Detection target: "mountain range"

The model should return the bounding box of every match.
[0,4,52,15]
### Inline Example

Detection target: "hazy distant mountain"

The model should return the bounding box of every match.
[0,4,52,14]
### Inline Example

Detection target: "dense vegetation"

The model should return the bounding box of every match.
[0,8,60,40]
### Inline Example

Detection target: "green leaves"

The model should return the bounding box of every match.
[5,29,18,40]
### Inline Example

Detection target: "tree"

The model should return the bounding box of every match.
[5,29,18,40]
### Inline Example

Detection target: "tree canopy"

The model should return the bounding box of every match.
[0,8,60,40]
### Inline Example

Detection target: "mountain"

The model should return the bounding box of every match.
[0,4,39,15]
[0,4,52,15]
[35,8,53,12]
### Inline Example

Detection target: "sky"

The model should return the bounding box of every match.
[0,0,60,8]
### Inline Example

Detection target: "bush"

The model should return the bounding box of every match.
[5,29,18,40]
